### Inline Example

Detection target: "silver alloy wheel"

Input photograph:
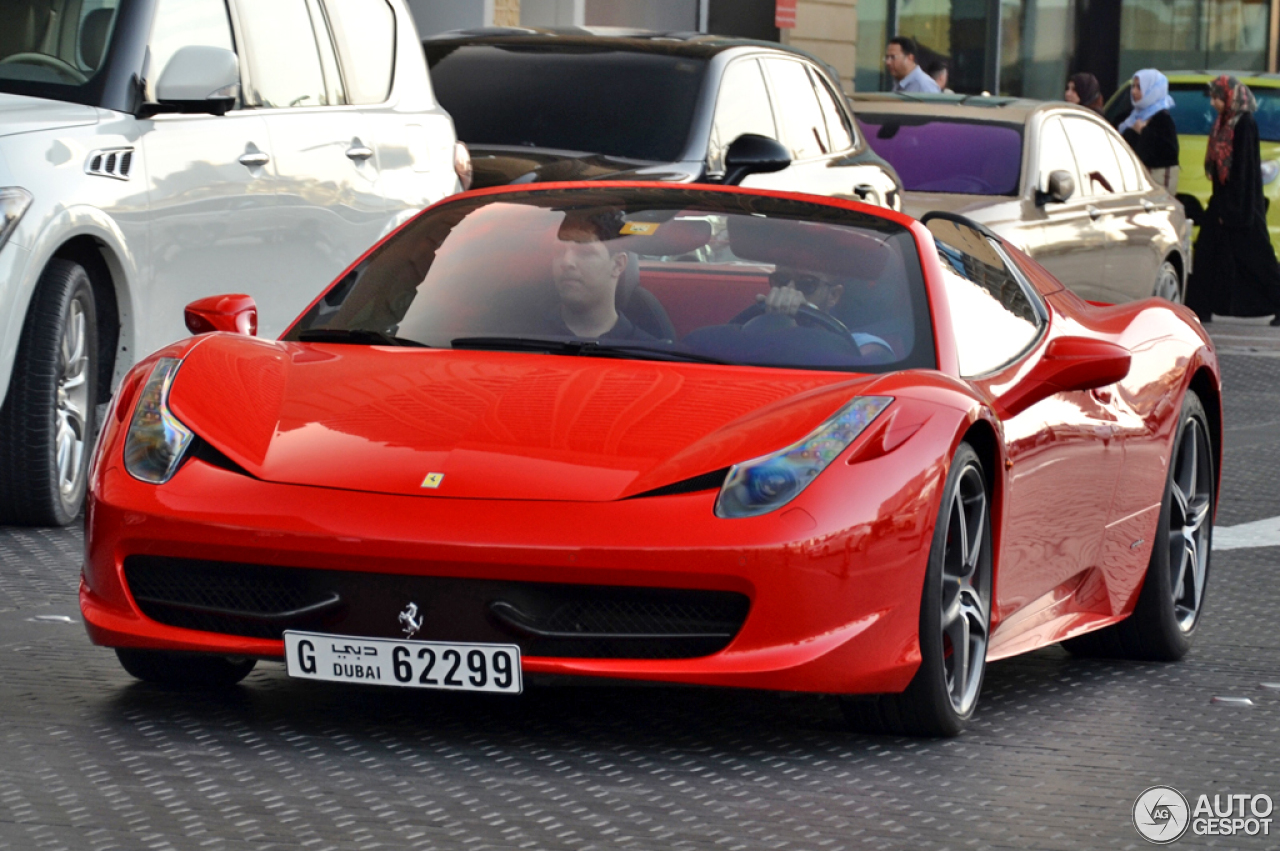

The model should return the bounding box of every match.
[55,294,90,501]
[940,463,990,716]
[1169,415,1212,631]
[1153,260,1182,303]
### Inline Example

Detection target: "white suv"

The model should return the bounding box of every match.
[0,0,465,525]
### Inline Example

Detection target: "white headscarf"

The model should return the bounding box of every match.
[1119,69,1175,133]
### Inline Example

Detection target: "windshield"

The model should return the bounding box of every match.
[286,188,935,373]
[425,44,707,162]
[0,0,120,95]
[1167,83,1280,142]
[856,115,1024,196]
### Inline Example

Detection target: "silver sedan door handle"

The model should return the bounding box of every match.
[345,144,374,161]
[1086,204,1102,220]
[238,151,270,168]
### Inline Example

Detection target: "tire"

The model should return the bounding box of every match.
[1063,391,1213,661]
[116,649,257,687]
[0,260,99,526]
[1153,260,1182,304]
[841,442,993,737]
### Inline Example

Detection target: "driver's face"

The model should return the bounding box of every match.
[552,228,625,309]
[769,267,843,311]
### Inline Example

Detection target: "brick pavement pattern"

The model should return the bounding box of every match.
[0,351,1277,850]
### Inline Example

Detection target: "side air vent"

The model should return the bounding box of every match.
[85,147,134,181]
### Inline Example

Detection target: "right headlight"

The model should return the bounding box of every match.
[1262,160,1279,186]
[123,358,194,484]
[0,188,32,251]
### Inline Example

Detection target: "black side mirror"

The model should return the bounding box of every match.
[722,134,791,186]
[1035,169,1075,206]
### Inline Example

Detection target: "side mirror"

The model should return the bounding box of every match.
[1036,169,1075,206]
[150,45,239,116]
[722,134,791,186]
[185,294,257,336]
[997,336,1130,418]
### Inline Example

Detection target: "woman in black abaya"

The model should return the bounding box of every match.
[1184,75,1280,323]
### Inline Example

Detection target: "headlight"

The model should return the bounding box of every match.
[715,396,892,518]
[0,187,32,251]
[123,358,194,484]
[1263,160,1280,186]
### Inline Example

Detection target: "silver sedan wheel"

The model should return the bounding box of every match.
[55,294,91,501]
[1169,414,1212,632]
[940,463,990,716]
[1153,260,1182,303]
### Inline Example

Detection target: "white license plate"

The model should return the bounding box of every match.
[283,631,522,694]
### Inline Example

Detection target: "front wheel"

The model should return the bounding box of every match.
[0,260,99,525]
[116,649,257,688]
[842,442,993,736]
[1064,390,1213,660]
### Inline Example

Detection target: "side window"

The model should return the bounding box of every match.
[147,0,235,102]
[709,59,777,175]
[322,0,395,104]
[1108,132,1143,192]
[764,58,830,159]
[1063,117,1124,197]
[77,0,120,74]
[237,0,328,108]
[1037,117,1081,194]
[928,217,1043,377]
[811,68,855,152]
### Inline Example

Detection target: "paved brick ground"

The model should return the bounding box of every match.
[0,346,1277,850]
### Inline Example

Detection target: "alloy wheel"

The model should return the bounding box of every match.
[1153,261,1181,303]
[940,463,990,716]
[1169,415,1212,632]
[55,294,91,502]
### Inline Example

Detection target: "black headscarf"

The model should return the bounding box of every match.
[1069,73,1103,113]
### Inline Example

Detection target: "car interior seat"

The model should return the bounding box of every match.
[1,0,57,61]
[616,253,676,340]
[79,7,114,71]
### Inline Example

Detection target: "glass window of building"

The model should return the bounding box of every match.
[1000,0,1076,100]
[1120,0,1269,78]
[763,58,830,159]
[709,58,777,174]
[1062,117,1124,196]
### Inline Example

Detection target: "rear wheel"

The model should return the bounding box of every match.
[116,649,257,687]
[842,443,992,736]
[0,259,99,525]
[1064,390,1213,660]
[1153,260,1182,303]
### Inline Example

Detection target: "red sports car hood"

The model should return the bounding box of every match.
[166,335,879,501]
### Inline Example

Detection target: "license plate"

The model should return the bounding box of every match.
[283,631,522,694]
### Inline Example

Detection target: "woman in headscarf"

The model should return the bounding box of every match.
[1119,69,1180,192]
[1184,76,1280,324]
[1064,72,1103,114]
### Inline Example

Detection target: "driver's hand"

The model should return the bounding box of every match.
[757,283,813,317]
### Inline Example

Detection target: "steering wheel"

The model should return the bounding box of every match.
[0,53,88,83]
[730,301,857,339]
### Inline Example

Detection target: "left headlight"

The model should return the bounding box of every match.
[123,358,194,484]
[715,396,893,519]
[1263,160,1280,186]
[0,187,32,251]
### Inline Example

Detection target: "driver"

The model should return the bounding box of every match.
[540,210,654,340]
[759,267,895,359]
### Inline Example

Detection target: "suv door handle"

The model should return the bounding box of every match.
[1086,204,1102,220]
[238,151,270,168]
[345,144,374,161]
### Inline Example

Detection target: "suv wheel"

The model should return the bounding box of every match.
[0,259,99,526]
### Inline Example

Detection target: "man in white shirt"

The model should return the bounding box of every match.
[885,37,941,94]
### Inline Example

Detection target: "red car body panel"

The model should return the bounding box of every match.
[81,182,1220,695]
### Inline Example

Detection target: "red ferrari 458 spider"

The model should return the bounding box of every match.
[81,182,1220,736]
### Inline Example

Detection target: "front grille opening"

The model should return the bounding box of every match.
[123,556,750,659]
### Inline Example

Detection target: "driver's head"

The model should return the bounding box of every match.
[552,210,628,311]
[768,266,844,312]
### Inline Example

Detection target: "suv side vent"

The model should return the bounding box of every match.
[85,148,134,181]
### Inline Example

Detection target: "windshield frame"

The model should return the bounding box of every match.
[0,0,151,112]
[283,183,938,374]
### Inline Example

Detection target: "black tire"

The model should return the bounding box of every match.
[116,648,257,687]
[0,259,99,526]
[1064,391,1213,661]
[842,442,993,737]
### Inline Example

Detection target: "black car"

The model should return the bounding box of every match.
[424,28,902,209]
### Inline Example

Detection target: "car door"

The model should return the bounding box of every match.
[1025,115,1105,300]
[1062,115,1135,304]
[233,0,387,338]
[929,217,1122,625]
[141,0,277,355]
[1105,130,1169,301]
